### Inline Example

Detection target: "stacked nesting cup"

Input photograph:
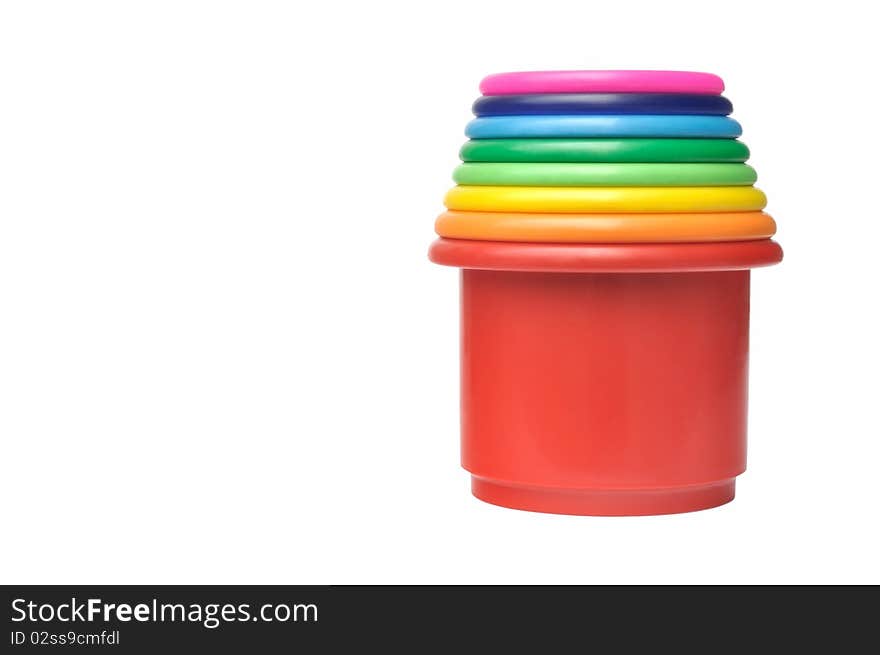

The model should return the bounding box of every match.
[429,71,782,516]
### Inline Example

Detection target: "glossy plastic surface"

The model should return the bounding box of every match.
[480,70,725,95]
[445,185,767,213]
[460,267,748,515]
[435,210,776,242]
[466,115,742,138]
[473,93,732,116]
[460,138,751,163]
[453,162,757,186]
[428,237,783,272]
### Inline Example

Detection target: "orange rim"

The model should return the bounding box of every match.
[435,210,776,243]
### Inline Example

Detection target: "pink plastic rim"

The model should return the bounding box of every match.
[479,70,725,96]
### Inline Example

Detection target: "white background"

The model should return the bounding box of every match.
[1,0,878,584]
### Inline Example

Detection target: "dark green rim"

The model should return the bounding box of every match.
[460,138,750,163]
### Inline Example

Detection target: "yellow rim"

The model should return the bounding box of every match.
[444,185,767,213]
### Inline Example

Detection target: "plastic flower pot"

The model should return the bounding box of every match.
[429,238,783,516]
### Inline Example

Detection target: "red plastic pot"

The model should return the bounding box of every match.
[429,238,783,516]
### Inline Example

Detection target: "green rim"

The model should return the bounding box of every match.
[459,138,750,163]
[453,162,757,187]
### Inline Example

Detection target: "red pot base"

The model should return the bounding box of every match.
[472,477,736,516]
[429,238,781,517]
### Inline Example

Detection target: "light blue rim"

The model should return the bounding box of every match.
[465,115,742,139]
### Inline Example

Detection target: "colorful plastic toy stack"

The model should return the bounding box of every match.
[429,71,782,516]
